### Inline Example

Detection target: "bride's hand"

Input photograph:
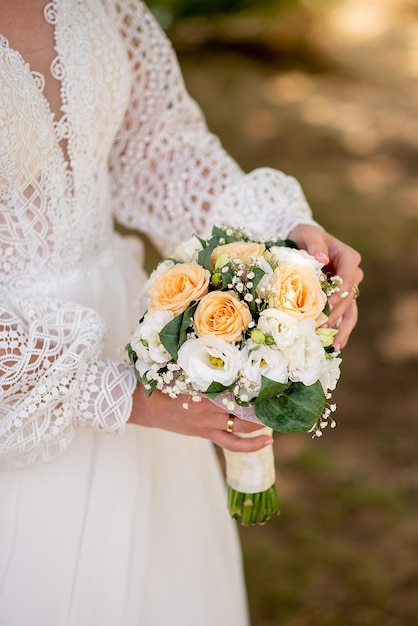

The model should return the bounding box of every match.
[288,224,363,351]
[128,384,272,452]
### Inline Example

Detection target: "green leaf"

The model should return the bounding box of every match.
[159,313,184,360]
[255,380,326,433]
[220,263,235,289]
[248,265,267,315]
[140,372,158,396]
[197,237,218,270]
[204,381,229,399]
[211,225,231,242]
[197,246,212,271]
[264,237,298,250]
[250,266,266,293]
[255,376,291,403]
[179,302,197,347]
[282,238,299,249]
[195,235,207,248]
[126,341,138,367]
[235,396,251,407]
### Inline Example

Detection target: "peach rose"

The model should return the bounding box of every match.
[210,241,266,268]
[270,264,328,326]
[194,290,252,342]
[148,262,210,316]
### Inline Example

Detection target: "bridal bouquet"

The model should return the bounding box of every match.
[127,226,342,524]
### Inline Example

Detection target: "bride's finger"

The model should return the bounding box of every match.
[327,267,363,328]
[333,300,359,350]
[212,429,273,452]
[228,417,265,434]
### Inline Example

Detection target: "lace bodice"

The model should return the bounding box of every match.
[0,0,316,469]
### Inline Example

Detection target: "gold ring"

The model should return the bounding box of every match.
[352,284,360,299]
[226,417,235,433]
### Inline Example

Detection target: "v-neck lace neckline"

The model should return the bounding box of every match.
[0,1,72,169]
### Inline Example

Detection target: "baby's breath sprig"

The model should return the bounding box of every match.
[321,273,343,297]
[226,259,264,313]
[217,224,284,249]
[308,397,338,439]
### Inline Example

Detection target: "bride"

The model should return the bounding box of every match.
[0,1,362,624]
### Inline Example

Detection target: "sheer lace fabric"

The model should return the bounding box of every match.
[0,0,316,469]
[107,0,316,248]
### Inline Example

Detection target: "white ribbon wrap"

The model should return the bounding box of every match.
[223,426,276,493]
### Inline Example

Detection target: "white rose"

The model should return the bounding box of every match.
[130,310,174,368]
[172,235,203,263]
[241,340,288,392]
[267,246,323,272]
[257,308,301,349]
[285,321,324,386]
[177,336,241,392]
[318,354,342,392]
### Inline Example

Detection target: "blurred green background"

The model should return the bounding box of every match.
[144,1,418,624]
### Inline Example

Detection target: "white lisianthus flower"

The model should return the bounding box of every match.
[135,357,152,378]
[266,246,323,272]
[240,340,288,393]
[172,235,203,263]
[318,354,342,392]
[257,308,301,349]
[285,320,325,386]
[177,336,241,392]
[130,310,174,369]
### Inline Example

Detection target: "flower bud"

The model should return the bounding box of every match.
[316,327,338,348]
[214,253,231,270]
[250,328,265,344]
[211,272,222,287]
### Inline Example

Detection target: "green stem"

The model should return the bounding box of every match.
[227,484,280,525]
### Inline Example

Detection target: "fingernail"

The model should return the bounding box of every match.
[314,252,329,262]
[264,437,274,447]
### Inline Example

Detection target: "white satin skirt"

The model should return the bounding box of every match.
[0,233,249,626]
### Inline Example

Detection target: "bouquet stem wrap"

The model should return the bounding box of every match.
[223,427,279,525]
[223,427,275,492]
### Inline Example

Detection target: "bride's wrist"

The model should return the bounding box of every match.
[128,383,150,426]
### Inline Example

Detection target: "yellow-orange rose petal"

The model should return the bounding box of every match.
[149,262,211,316]
[194,290,252,342]
[270,264,327,325]
[210,241,266,268]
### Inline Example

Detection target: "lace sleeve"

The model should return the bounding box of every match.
[107,0,318,254]
[0,293,136,469]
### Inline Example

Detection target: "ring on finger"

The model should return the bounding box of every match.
[226,416,235,433]
[352,284,360,299]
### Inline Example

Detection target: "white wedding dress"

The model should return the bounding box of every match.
[0,1,316,624]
